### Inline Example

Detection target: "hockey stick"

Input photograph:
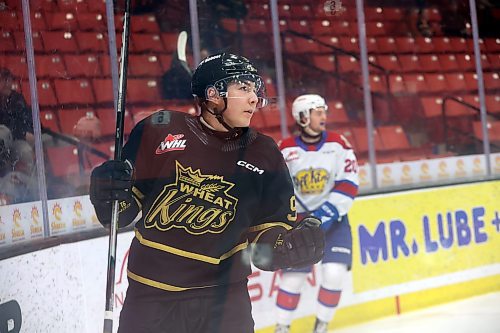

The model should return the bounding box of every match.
[103,0,131,332]
[177,30,189,70]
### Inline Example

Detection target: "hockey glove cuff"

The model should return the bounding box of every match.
[312,202,340,226]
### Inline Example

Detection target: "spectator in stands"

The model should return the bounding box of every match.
[198,0,248,54]
[0,68,34,145]
[0,124,37,204]
[0,124,13,177]
[477,0,499,37]
[160,42,193,101]
[72,113,102,141]
[0,68,38,204]
[439,0,471,37]
[416,0,433,37]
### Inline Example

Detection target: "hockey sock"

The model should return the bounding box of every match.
[316,263,347,322]
[275,272,307,326]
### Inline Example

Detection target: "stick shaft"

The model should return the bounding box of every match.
[103,0,132,332]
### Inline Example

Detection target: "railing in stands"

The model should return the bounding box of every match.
[442,96,500,153]
[41,127,110,178]
[281,30,394,119]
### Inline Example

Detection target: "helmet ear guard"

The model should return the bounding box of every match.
[205,86,219,99]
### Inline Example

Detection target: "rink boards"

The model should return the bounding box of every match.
[0,180,499,332]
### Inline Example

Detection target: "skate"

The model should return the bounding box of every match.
[275,323,290,333]
[313,318,329,333]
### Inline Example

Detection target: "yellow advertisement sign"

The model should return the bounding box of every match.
[350,181,500,293]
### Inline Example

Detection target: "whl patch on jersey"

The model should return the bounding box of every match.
[144,161,238,235]
[155,134,187,154]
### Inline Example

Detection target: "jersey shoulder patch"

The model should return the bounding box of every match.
[326,131,353,149]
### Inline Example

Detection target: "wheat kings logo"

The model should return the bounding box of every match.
[145,161,238,235]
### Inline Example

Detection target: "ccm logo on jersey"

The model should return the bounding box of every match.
[237,160,264,174]
[155,134,187,154]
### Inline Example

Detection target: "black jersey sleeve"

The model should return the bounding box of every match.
[245,139,299,270]
[247,140,298,239]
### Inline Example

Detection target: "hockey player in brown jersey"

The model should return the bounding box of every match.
[89,53,325,333]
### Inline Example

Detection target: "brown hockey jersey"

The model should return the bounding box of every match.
[120,110,297,298]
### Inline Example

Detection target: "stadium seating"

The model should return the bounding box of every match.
[376,37,398,53]
[313,55,336,72]
[35,55,67,78]
[350,127,384,154]
[45,11,79,31]
[57,108,96,135]
[472,121,500,142]
[41,31,78,53]
[63,54,101,78]
[74,32,109,53]
[22,80,58,107]
[327,101,351,125]
[40,110,61,132]
[95,107,134,137]
[126,78,162,104]
[131,33,164,53]
[76,13,107,31]
[128,54,162,77]
[3,1,498,170]
[0,11,20,31]
[13,31,44,52]
[0,31,16,52]
[130,14,160,33]
[91,78,114,104]
[54,79,95,105]
[377,125,411,151]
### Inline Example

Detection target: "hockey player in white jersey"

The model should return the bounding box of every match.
[274,94,359,333]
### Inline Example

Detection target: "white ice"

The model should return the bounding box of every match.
[332,292,500,333]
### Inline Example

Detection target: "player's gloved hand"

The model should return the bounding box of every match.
[275,216,325,269]
[89,160,134,205]
[312,202,340,224]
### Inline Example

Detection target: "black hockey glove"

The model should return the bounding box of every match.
[89,160,134,205]
[276,216,325,269]
[253,216,325,271]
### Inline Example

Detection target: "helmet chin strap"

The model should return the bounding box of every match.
[205,98,242,137]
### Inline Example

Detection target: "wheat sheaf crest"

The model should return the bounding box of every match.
[200,183,225,192]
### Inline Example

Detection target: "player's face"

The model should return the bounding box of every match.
[308,107,327,133]
[222,80,259,128]
[0,76,12,96]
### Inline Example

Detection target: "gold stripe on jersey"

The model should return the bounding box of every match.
[248,222,292,243]
[127,269,218,291]
[132,186,144,200]
[247,222,293,233]
[250,229,269,244]
[134,229,248,264]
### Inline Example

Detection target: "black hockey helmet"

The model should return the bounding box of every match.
[191,53,266,102]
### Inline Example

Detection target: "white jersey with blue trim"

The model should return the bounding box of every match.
[279,131,359,216]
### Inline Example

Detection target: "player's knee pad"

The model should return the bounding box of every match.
[321,263,348,290]
[279,271,308,293]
